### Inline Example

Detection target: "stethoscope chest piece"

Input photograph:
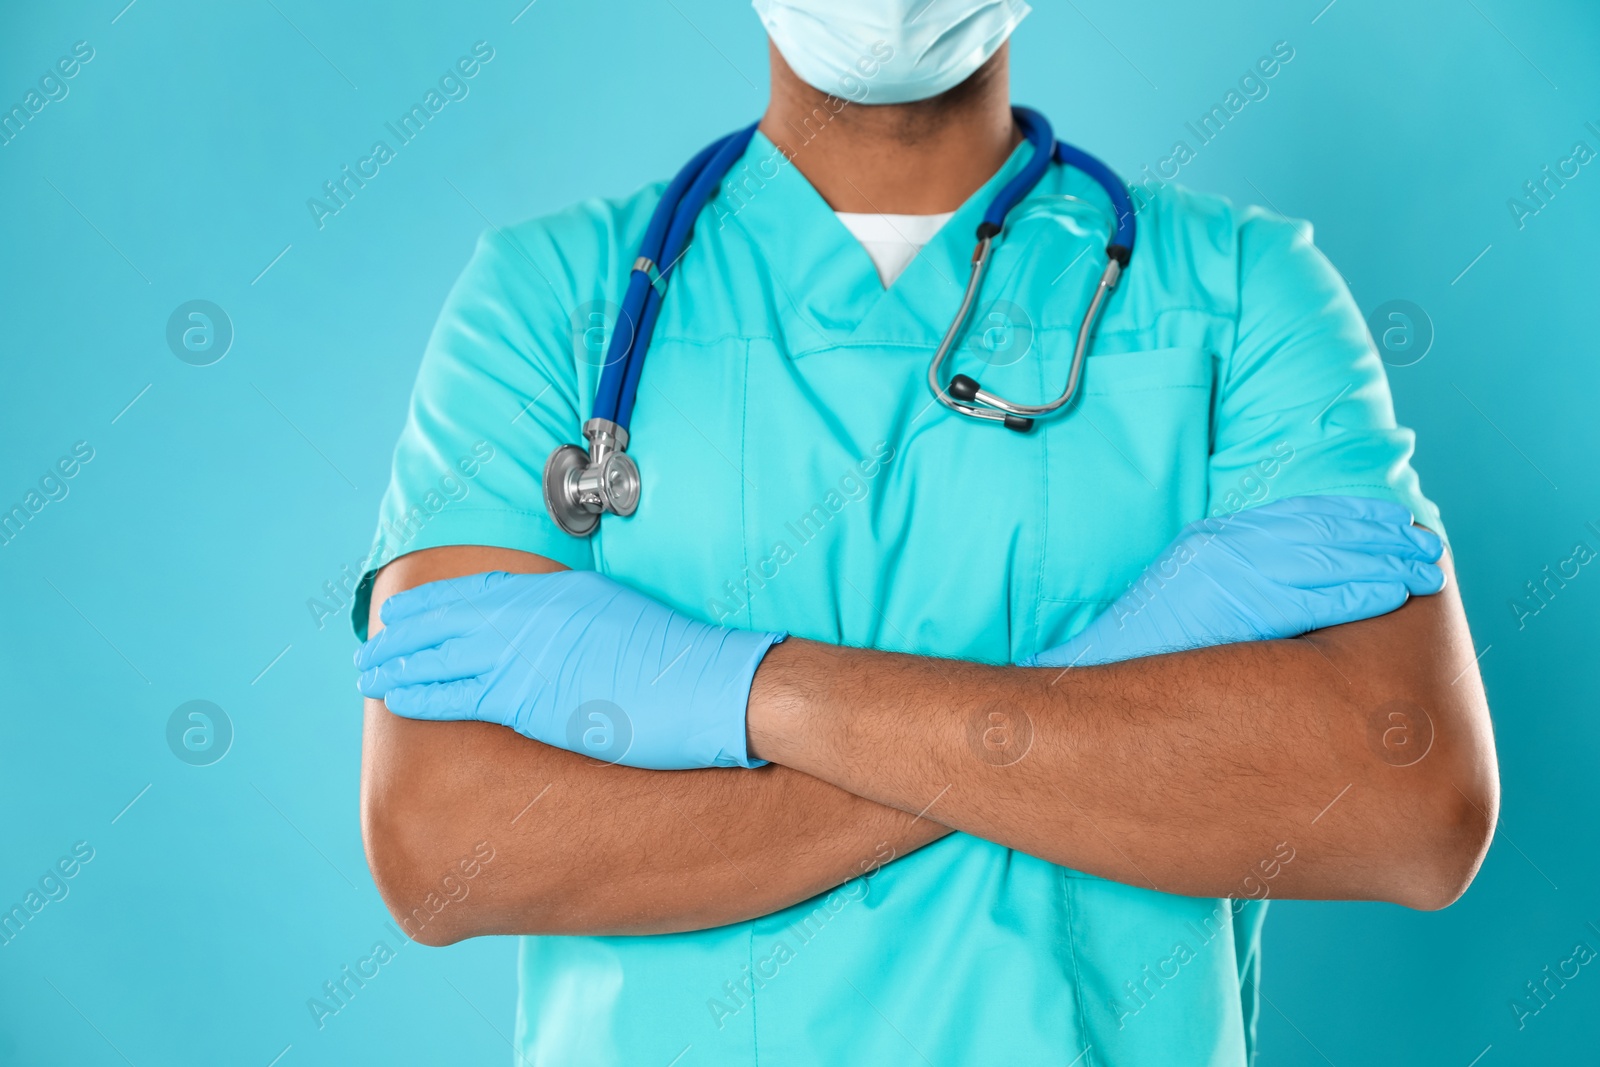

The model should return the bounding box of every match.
[543,107,1134,538]
[543,418,640,537]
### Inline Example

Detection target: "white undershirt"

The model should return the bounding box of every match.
[835,211,955,287]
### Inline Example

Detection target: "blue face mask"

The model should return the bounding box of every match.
[752,0,1031,105]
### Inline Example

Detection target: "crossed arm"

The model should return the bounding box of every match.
[361,541,1497,946]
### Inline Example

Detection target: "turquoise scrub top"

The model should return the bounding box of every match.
[355,129,1441,1067]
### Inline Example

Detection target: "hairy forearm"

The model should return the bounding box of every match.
[748,556,1497,909]
[363,699,947,940]
[360,546,949,943]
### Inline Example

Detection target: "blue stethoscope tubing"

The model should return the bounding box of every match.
[985,107,1134,251]
[595,123,760,429]
[596,106,1132,435]
[544,106,1134,536]
[932,106,1135,430]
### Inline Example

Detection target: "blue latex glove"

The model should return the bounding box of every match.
[1027,495,1445,668]
[355,570,786,770]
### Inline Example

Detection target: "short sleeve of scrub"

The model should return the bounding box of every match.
[1208,208,1444,541]
[350,228,595,640]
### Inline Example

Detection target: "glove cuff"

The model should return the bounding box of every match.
[721,630,786,768]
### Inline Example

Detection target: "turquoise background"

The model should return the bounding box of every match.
[1,1,1596,1063]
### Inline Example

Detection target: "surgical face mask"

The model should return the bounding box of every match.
[752,0,1031,105]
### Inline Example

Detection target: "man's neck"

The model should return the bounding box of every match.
[758,44,1020,215]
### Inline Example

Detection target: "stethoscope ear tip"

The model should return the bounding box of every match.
[556,111,1129,534]
[942,374,1032,431]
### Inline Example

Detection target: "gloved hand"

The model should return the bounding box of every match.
[355,570,786,770]
[1027,495,1445,668]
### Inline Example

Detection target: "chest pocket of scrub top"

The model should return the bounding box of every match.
[593,335,754,617]
[1035,345,1215,651]
[1033,348,1252,1066]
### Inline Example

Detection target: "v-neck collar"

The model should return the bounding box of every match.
[721,130,1039,356]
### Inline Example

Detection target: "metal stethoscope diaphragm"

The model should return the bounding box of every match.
[543,106,1136,538]
[544,418,640,537]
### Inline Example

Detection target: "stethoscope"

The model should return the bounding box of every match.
[544,106,1136,537]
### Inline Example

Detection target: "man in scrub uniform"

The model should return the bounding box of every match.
[353,3,1497,1064]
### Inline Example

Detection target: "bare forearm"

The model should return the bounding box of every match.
[360,545,949,943]
[363,698,947,940]
[748,558,1497,909]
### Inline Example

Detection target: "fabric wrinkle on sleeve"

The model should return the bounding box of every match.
[351,225,599,640]
[1208,207,1444,541]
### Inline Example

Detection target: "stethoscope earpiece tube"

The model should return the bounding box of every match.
[550,107,1135,537]
[548,126,754,537]
[592,132,733,426]
[928,107,1135,432]
[614,124,759,431]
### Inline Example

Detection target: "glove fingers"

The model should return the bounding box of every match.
[1184,498,1417,550]
[1198,508,1439,560]
[378,572,511,626]
[374,571,599,658]
[1403,558,1447,595]
[1183,496,1339,533]
[1262,546,1444,592]
[1243,494,1415,526]
[382,678,487,721]
[357,640,491,697]
[359,579,530,669]
[1279,516,1440,559]
[355,602,486,670]
[1295,580,1413,631]
[1226,569,1422,635]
